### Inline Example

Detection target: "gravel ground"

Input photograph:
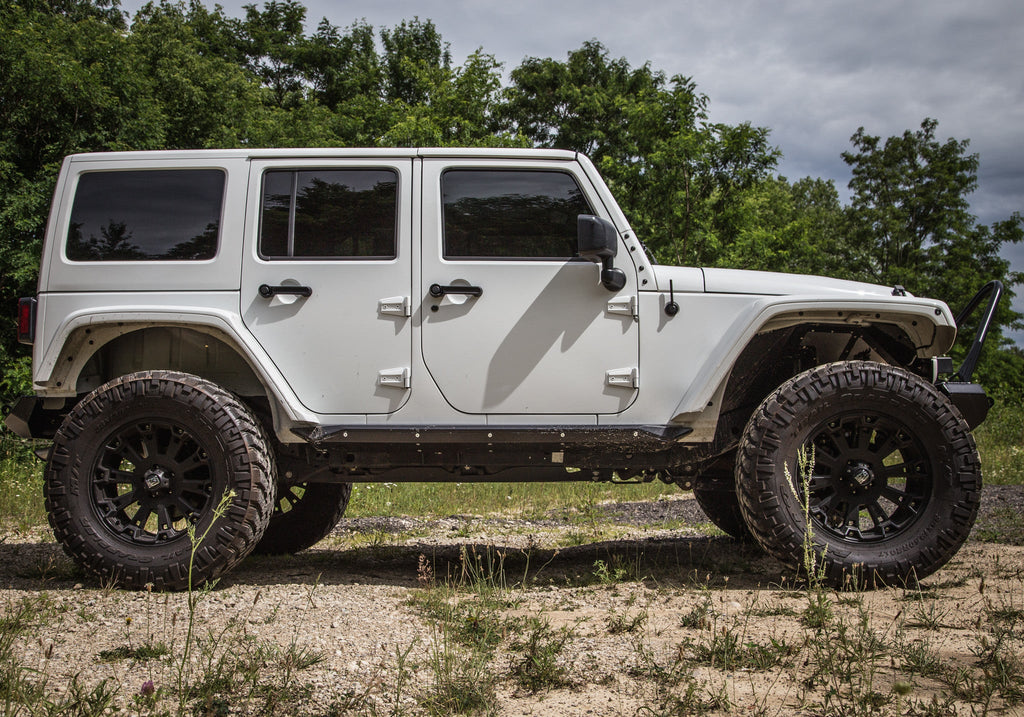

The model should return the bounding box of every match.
[1,485,1022,716]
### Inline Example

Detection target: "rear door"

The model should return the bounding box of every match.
[241,158,413,414]
[420,158,639,415]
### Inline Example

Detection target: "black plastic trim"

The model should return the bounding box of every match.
[938,381,992,430]
[3,396,65,439]
[258,284,312,298]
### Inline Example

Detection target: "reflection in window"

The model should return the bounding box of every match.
[260,169,397,259]
[442,170,592,259]
[66,170,224,261]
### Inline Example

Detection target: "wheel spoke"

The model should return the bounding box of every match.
[842,501,861,526]
[95,467,138,486]
[807,473,834,492]
[156,504,174,531]
[113,436,148,470]
[175,497,200,520]
[131,505,152,528]
[843,421,863,452]
[109,490,140,511]
[866,501,888,532]
[870,429,900,459]
[814,492,837,511]
[880,463,907,479]
[882,485,909,503]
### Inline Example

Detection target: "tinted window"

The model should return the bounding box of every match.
[67,170,224,261]
[442,170,593,259]
[260,169,397,259]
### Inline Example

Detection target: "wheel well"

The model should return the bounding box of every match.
[76,326,267,400]
[711,322,919,454]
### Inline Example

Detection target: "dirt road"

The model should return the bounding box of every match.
[1,488,1022,716]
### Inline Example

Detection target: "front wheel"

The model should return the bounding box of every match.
[736,361,981,588]
[44,372,276,590]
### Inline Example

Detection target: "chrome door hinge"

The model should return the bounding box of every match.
[378,367,411,389]
[605,367,639,389]
[378,296,412,317]
[606,295,638,319]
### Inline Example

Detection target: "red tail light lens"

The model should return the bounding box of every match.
[17,297,36,344]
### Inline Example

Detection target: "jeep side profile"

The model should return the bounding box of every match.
[5,147,1000,590]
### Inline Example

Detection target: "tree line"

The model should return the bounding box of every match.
[1,0,1022,403]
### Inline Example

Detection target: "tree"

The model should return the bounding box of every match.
[234,0,308,108]
[0,0,166,401]
[721,176,849,277]
[502,41,779,266]
[842,118,1023,387]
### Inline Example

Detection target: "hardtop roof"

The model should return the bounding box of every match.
[67,147,580,162]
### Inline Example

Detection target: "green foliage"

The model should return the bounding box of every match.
[508,618,574,692]
[841,119,1023,380]
[500,41,780,266]
[1,0,1022,405]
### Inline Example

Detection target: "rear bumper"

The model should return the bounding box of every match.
[3,396,65,439]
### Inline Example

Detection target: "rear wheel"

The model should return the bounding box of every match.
[693,482,751,540]
[736,361,981,588]
[44,371,276,590]
[254,482,352,554]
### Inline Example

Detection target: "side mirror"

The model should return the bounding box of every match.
[577,215,627,292]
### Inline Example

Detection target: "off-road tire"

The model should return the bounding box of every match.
[736,361,981,588]
[693,483,752,540]
[44,371,276,590]
[254,482,352,554]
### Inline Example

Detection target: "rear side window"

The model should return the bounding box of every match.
[259,169,398,259]
[66,169,224,261]
[442,170,593,259]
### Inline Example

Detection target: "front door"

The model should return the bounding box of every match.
[241,158,413,415]
[420,159,639,415]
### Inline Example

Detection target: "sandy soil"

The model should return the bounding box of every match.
[2,487,1023,716]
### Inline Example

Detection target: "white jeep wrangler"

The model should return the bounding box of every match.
[5,147,1001,590]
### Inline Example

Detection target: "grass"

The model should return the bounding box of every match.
[974,392,1024,485]
[345,478,677,520]
[0,435,45,529]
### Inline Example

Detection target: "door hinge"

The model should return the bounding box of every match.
[605,367,639,389]
[378,296,412,317]
[606,295,638,319]
[378,367,411,389]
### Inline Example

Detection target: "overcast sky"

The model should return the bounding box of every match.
[123,0,1024,339]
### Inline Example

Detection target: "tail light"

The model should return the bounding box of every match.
[17,297,37,344]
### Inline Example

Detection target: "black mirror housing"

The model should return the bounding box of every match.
[578,215,626,292]
[577,215,618,260]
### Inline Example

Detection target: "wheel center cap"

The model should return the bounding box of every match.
[847,462,874,488]
[143,467,171,493]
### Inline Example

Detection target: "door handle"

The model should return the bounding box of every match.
[429,283,483,298]
[259,284,313,298]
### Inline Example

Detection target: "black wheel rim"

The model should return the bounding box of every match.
[273,484,308,517]
[91,420,215,544]
[803,412,932,543]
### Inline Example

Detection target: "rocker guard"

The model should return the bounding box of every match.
[297,424,693,448]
